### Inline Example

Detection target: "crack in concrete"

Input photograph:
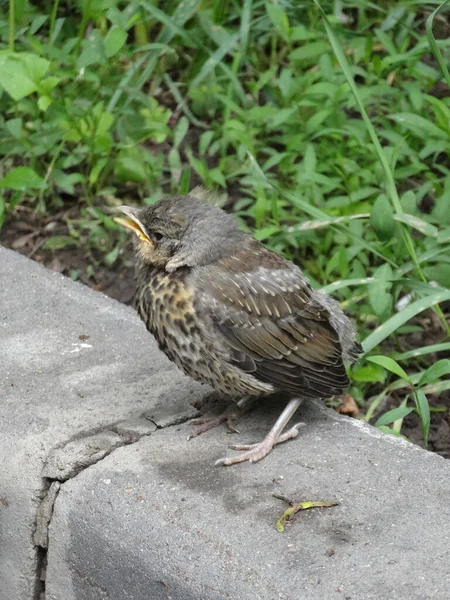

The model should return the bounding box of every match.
[32,405,199,599]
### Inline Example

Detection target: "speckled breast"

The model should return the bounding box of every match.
[134,267,269,397]
[135,267,198,360]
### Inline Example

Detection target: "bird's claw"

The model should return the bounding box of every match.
[215,422,305,466]
[187,409,240,440]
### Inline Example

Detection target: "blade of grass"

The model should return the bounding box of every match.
[363,289,450,354]
[396,246,450,277]
[190,32,240,89]
[394,213,439,238]
[240,0,253,57]
[141,1,198,46]
[426,0,450,87]
[157,0,200,44]
[321,277,374,294]
[286,213,370,232]
[393,342,450,361]
[163,74,208,129]
[107,54,149,113]
[415,389,431,447]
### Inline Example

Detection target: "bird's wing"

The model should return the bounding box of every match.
[193,242,350,398]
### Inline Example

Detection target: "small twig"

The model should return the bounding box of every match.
[272,494,293,505]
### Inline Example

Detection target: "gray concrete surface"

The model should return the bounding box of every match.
[46,403,450,600]
[2,246,450,600]
[0,247,205,600]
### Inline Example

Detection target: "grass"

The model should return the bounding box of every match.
[1,0,450,447]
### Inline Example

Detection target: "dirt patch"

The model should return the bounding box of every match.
[0,207,135,304]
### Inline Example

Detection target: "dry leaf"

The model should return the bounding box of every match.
[335,393,359,417]
[12,231,39,249]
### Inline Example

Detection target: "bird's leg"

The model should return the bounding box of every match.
[215,397,305,466]
[188,396,252,439]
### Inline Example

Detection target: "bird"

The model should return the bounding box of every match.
[115,189,361,466]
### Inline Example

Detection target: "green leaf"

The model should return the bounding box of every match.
[362,289,450,353]
[415,390,430,447]
[424,264,450,289]
[104,25,127,58]
[0,51,50,100]
[6,118,22,139]
[377,425,404,437]
[0,167,47,191]
[401,190,417,214]
[437,227,450,243]
[199,130,214,155]
[266,3,290,41]
[368,263,393,317]
[375,406,415,428]
[114,148,147,183]
[77,30,106,69]
[391,113,450,140]
[42,235,77,250]
[96,112,115,136]
[104,246,119,266]
[38,95,52,112]
[290,41,329,61]
[371,194,395,241]
[89,158,108,185]
[351,364,386,383]
[179,168,191,194]
[52,171,84,195]
[418,360,450,387]
[366,355,412,384]
[394,214,438,238]
[174,116,189,149]
[253,226,280,241]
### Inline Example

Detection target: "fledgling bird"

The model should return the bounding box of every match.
[116,191,361,466]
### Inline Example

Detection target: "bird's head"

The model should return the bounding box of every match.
[115,194,245,271]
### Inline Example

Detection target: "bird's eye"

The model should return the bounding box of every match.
[151,231,164,242]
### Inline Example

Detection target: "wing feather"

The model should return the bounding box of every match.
[193,241,354,398]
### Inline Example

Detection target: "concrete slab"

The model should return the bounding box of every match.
[0,247,206,600]
[2,246,450,600]
[46,400,450,600]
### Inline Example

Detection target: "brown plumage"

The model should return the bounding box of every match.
[116,191,361,465]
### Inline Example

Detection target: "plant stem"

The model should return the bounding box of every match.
[426,0,450,88]
[76,0,93,56]
[9,0,15,51]
[49,0,60,44]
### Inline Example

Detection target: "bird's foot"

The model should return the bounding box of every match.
[188,406,241,440]
[215,422,305,466]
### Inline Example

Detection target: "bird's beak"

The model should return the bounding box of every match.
[114,206,153,245]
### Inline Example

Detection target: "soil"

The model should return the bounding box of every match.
[1,206,449,459]
[1,206,136,304]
